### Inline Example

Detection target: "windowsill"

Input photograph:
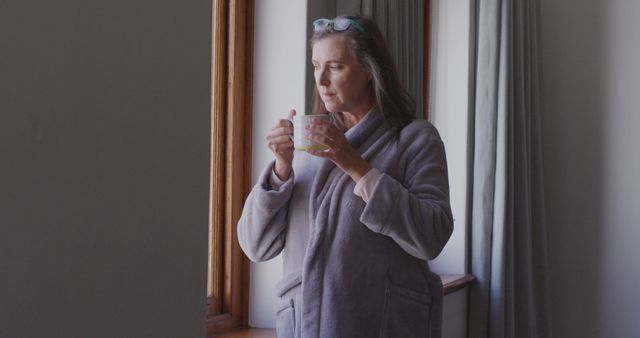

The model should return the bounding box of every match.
[213,274,474,338]
[213,328,276,338]
[441,274,475,295]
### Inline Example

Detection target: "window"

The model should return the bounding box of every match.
[208,0,254,335]
[425,0,472,274]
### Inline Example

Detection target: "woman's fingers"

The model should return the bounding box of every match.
[265,119,294,152]
[265,110,297,166]
[306,148,335,159]
[305,120,342,149]
[272,119,294,134]
[278,118,294,128]
[267,133,293,142]
[267,140,292,158]
[303,117,372,181]
[266,125,293,139]
[306,132,339,149]
[271,145,294,156]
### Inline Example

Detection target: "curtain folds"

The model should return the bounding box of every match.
[468,0,551,338]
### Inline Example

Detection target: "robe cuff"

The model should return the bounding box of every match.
[269,165,288,190]
[353,168,382,202]
[359,174,400,234]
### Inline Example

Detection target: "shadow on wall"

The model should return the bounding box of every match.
[540,0,608,336]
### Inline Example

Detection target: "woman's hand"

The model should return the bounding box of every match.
[266,109,296,180]
[305,118,372,182]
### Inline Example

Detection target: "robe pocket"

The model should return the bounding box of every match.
[379,283,432,338]
[275,299,295,338]
[274,272,301,338]
[275,271,302,298]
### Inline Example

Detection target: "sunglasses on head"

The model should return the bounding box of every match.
[312,17,366,34]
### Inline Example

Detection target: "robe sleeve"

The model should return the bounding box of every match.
[237,161,295,262]
[359,137,454,261]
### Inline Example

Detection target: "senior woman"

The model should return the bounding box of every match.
[238,15,453,338]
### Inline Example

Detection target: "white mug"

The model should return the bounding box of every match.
[290,114,331,151]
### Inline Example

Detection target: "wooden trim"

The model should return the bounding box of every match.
[208,0,254,336]
[207,296,220,317]
[241,0,255,328]
[423,0,431,120]
[209,0,228,317]
[210,313,237,334]
[223,0,252,327]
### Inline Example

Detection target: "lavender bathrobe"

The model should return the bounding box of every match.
[238,108,453,338]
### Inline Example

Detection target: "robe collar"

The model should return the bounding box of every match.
[331,105,385,150]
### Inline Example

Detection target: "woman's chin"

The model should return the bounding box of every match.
[322,103,340,114]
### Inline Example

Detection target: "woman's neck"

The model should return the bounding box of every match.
[341,101,375,130]
[341,113,361,130]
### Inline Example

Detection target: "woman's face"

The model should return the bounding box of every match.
[312,35,373,116]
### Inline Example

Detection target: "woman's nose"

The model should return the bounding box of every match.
[316,68,329,87]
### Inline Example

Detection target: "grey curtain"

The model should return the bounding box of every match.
[468,0,551,337]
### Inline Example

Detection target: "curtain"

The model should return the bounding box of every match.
[468,0,552,337]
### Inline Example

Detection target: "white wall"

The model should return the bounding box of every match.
[540,0,640,337]
[249,0,308,328]
[0,1,211,337]
[427,0,471,276]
